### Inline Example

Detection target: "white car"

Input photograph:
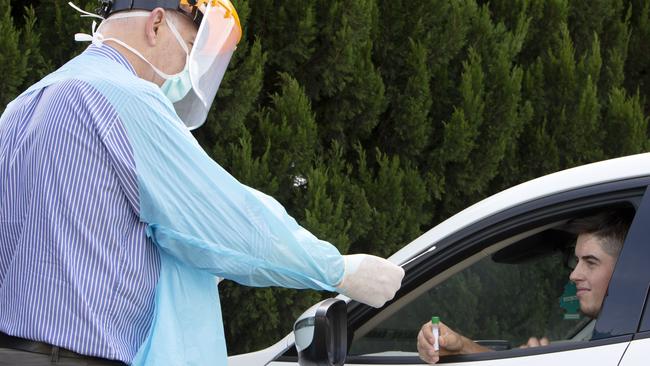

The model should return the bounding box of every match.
[229,153,650,366]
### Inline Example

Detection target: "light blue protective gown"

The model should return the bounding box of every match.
[21,48,345,365]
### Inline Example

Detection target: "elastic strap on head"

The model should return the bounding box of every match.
[71,6,188,80]
[68,2,105,20]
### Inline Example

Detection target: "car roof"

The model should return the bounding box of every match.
[388,153,650,266]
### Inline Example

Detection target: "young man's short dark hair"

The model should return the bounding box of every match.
[566,208,634,258]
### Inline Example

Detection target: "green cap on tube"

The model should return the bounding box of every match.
[431,316,440,324]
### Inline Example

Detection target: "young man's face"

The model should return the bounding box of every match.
[569,233,618,318]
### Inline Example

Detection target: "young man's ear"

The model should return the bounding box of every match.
[145,8,166,47]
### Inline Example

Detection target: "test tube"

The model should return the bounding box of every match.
[431,316,440,351]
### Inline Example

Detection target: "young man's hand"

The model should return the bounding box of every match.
[417,321,464,364]
[519,336,549,348]
[417,321,491,364]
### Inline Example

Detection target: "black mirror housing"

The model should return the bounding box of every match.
[294,298,347,366]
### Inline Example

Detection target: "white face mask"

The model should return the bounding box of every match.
[76,10,193,103]
[159,55,192,103]
[151,15,193,103]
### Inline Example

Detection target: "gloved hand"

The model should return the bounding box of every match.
[335,254,405,308]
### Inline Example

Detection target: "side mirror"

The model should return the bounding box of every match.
[294,298,347,366]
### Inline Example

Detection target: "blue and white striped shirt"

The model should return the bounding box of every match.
[0,45,160,363]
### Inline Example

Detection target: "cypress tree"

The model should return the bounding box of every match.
[556,35,604,166]
[435,47,485,217]
[603,87,649,156]
[19,6,51,90]
[304,0,386,147]
[375,39,433,160]
[34,0,90,67]
[597,0,631,102]
[248,0,317,77]
[625,0,650,117]
[255,73,319,203]
[436,4,529,216]
[354,148,430,257]
[425,0,471,140]
[569,0,620,55]
[518,0,570,66]
[0,0,27,109]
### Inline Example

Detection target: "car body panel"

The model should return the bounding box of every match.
[619,337,650,366]
[339,342,629,366]
[228,333,293,366]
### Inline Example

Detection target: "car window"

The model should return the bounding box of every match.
[348,206,634,358]
[350,244,584,356]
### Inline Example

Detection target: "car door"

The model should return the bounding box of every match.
[269,178,650,366]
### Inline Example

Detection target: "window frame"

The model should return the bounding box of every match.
[593,184,650,339]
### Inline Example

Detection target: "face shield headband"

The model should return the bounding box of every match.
[97,0,203,26]
[72,0,242,130]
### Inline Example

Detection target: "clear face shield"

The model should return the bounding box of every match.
[176,0,241,129]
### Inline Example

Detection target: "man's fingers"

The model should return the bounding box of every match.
[336,255,404,308]
[420,322,435,344]
[417,328,439,364]
[520,336,551,348]
[439,333,461,351]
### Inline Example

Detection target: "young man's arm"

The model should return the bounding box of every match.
[417,321,492,364]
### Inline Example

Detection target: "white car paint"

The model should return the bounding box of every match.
[339,342,629,366]
[260,342,629,366]
[618,338,650,366]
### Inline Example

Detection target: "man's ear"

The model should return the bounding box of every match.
[145,8,166,47]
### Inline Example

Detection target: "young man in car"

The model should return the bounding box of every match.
[416,209,633,364]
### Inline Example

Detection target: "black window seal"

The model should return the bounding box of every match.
[277,335,635,364]
[639,283,650,332]
[633,330,650,340]
[337,335,633,364]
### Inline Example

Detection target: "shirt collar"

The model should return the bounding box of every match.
[83,44,137,76]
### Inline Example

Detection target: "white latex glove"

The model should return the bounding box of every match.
[335,254,405,308]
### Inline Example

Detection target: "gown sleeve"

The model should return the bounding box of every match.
[120,88,344,291]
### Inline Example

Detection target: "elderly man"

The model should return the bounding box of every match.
[416,210,631,364]
[0,1,404,365]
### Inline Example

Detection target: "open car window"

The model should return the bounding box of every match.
[348,203,636,358]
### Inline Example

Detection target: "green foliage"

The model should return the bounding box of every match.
[625,0,650,117]
[2,0,650,355]
[19,6,51,89]
[304,0,386,146]
[604,87,650,156]
[0,0,27,109]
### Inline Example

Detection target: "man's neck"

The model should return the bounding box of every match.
[103,40,161,86]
